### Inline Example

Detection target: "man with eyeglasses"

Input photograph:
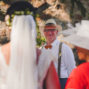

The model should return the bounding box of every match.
[38,19,76,89]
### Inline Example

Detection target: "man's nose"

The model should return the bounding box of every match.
[47,31,52,34]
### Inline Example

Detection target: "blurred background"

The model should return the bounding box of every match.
[0,0,89,65]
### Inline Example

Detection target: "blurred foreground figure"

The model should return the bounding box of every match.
[62,20,89,89]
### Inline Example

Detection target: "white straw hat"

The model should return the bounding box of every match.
[45,19,57,25]
[62,20,89,50]
[45,19,62,31]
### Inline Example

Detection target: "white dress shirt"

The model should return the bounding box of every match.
[42,39,76,78]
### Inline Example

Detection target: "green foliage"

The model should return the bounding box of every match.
[60,0,66,3]
[88,14,89,19]
[36,26,46,47]
[75,0,86,17]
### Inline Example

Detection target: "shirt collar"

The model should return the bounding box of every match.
[44,38,59,47]
[51,38,59,46]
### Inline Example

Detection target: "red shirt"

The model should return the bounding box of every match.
[65,62,89,89]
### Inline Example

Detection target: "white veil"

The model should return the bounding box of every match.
[6,15,38,89]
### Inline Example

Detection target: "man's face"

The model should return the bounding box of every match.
[44,25,58,44]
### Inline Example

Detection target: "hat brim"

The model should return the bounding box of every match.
[62,34,89,50]
[56,25,62,31]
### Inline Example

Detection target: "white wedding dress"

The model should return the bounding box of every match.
[0,47,8,89]
[0,15,38,89]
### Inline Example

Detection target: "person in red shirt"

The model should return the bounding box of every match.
[62,20,89,89]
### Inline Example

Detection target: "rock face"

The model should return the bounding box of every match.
[31,0,89,32]
[0,21,10,44]
[0,1,10,45]
[31,0,71,22]
[62,0,89,24]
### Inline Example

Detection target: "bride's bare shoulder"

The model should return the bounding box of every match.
[1,42,10,65]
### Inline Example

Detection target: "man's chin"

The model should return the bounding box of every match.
[47,40,53,43]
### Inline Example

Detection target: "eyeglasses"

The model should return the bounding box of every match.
[44,29,56,32]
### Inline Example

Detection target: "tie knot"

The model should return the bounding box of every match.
[45,45,52,49]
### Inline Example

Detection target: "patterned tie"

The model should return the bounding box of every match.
[45,45,52,49]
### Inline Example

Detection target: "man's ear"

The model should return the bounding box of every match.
[56,30,58,34]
